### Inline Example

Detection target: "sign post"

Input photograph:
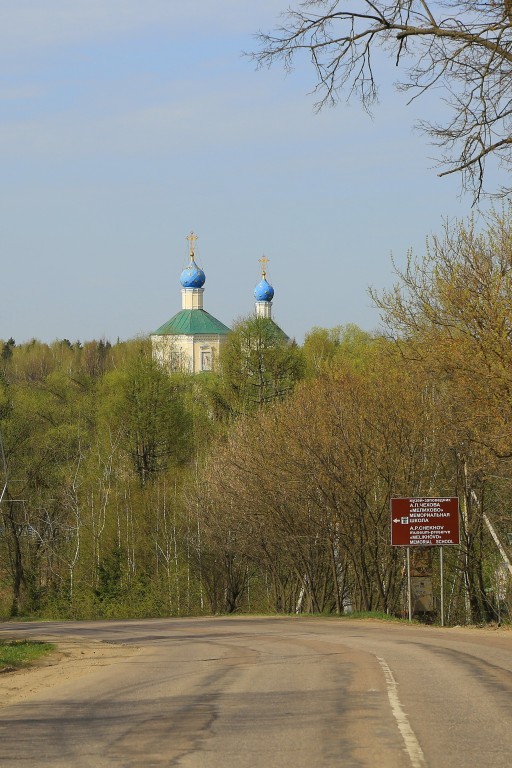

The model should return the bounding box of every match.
[440,547,444,627]
[407,547,412,622]
[391,497,460,624]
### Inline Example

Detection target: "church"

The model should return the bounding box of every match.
[151,233,286,373]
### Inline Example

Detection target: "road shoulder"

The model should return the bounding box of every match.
[0,637,138,708]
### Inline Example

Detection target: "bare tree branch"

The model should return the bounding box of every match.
[250,1,512,199]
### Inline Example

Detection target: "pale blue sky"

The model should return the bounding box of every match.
[0,1,494,345]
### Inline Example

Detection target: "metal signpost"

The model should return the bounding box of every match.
[391,497,460,625]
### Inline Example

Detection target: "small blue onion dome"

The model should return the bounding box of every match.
[254,276,274,302]
[180,258,205,288]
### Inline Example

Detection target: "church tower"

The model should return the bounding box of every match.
[253,256,289,341]
[254,255,274,319]
[151,233,230,373]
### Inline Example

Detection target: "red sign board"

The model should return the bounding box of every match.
[391,497,460,547]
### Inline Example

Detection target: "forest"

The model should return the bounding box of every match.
[1,209,512,624]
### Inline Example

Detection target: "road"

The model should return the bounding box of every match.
[0,617,511,767]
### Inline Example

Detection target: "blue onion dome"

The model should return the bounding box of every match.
[254,274,274,301]
[180,257,205,288]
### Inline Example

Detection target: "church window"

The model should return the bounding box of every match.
[201,350,212,371]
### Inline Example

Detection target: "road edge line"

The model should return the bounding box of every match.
[377,656,426,768]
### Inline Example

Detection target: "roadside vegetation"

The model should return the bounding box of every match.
[0,640,55,671]
[339,612,407,623]
[1,209,512,625]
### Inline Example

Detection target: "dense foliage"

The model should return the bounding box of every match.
[2,215,512,622]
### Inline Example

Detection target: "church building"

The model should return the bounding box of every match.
[151,233,286,372]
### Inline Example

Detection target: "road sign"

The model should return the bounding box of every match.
[391,497,460,547]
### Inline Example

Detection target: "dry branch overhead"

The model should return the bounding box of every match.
[251,1,512,199]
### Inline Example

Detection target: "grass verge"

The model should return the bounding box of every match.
[343,611,408,622]
[0,639,55,672]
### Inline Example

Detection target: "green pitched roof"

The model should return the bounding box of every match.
[152,309,230,336]
[268,320,289,343]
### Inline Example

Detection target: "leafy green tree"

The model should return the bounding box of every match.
[0,359,87,615]
[80,339,112,378]
[303,324,379,376]
[100,345,193,485]
[221,316,304,414]
[1,338,15,362]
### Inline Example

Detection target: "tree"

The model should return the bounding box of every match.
[0,357,88,616]
[303,324,379,376]
[220,316,304,414]
[372,206,512,459]
[373,206,512,621]
[187,474,253,614]
[197,340,451,617]
[252,2,512,198]
[100,346,193,485]
[0,337,208,619]
[1,338,15,362]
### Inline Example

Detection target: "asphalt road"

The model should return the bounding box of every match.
[1,617,511,767]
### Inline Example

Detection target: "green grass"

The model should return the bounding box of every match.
[0,639,55,671]
[341,610,411,622]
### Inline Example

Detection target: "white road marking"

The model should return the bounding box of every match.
[377,656,427,768]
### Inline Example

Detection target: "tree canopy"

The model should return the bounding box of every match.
[220,316,305,414]
[1,273,512,622]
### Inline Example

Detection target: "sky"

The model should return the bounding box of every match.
[0,1,498,345]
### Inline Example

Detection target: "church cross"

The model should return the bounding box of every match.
[259,255,269,277]
[186,231,198,258]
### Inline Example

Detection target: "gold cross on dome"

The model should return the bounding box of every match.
[259,255,269,278]
[186,231,198,258]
